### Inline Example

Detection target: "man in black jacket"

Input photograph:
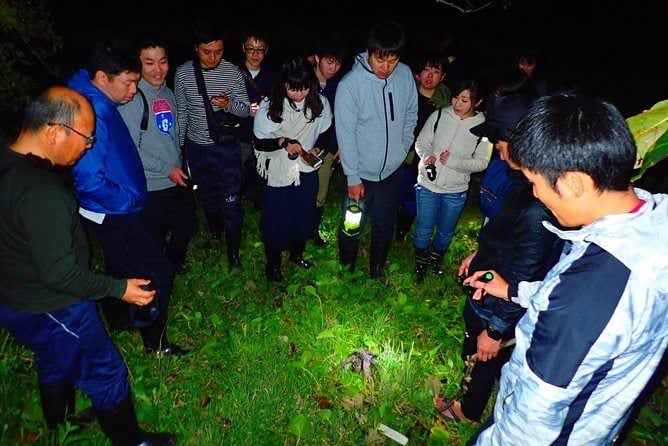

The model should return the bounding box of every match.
[435,95,564,423]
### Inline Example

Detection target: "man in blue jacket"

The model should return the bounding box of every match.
[67,39,186,356]
[335,21,418,278]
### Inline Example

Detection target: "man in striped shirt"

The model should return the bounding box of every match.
[174,21,250,271]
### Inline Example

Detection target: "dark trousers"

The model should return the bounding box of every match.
[397,163,417,214]
[82,213,173,345]
[338,166,403,243]
[460,299,514,421]
[0,300,129,411]
[260,171,318,256]
[140,185,198,269]
[185,139,243,233]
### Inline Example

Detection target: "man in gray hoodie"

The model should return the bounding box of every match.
[335,21,418,278]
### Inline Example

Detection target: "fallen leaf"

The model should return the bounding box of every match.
[199,395,211,407]
[314,395,333,409]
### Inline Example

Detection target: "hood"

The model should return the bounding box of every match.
[66,69,117,109]
[546,189,668,292]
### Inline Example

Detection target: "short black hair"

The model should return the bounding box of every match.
[315,36,346,61]
[22,89,80,132]
[136,35,170,57]
[366,21,406,58]
[510,94,636,191]
[412,52,446,74]
[89,39,141,78]
[193,20,225,46]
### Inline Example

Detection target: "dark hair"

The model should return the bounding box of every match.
[242,30,269,47]
[136,35,170,57]
[89,39,141,78]
[315,36,346,61]
[452,79,484,110]
[22,89,80,132]
[510,94,636,191]
[268,56,323,124]
[366,21,406,58]
[492,71,535,98]
[193,20,225,46]
[412,52,446,74]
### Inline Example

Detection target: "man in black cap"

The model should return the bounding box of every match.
[434,94,564,424]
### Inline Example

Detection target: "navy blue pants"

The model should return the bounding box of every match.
[140,185,199,269]
[0,300,129,411]
[82,213,173,334]
[185,139,243,233]
[260,171,318,256]
[397,163,417,215]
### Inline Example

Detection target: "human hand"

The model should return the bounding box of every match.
[282,138,302,156]
[250,102,259,117]
[425,155,437,165]
[168,166,188,187]
[122,278,155,306]
[308,147,321,155]
[464,270,509,301]
[332,150,340,162]
[211,92,230,109]
[458,251,477,277]
[348,183,364,201]
[477,330,502,362]
[439,150,451,164]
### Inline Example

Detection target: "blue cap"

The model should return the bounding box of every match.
[470,94,533,142]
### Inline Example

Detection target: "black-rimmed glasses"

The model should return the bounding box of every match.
[244,47,267,55]
[48,122,97,145]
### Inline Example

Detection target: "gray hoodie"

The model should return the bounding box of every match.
[119,78,181,192]
[335,53,418,185]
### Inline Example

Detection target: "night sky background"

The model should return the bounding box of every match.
[43,0,666,116]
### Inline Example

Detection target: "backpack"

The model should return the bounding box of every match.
[479,157,514,220]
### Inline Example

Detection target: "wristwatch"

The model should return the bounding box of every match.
[485,324,503,341]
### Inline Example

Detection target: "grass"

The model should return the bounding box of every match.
[0,173,666,445]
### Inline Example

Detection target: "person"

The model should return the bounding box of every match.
[237,30,277,210]
[253,56,332,282]
[335,21,418,278]
[310,36,346,246]
[67,39,186,356]
[119,37,198,276]
[413,80,489,280]
[464,94,667,445]
[174,20,250,270]
[433,94,563,425]
[0,87,175,445]
[395,52,452,244]
[439,34,472,92]
[516,48,548,96]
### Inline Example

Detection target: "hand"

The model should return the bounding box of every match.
[332,150,340,162]
[250,102,259,117]
[211,93,230,110]
[477,330,502,362]
[168,166,188,187]
[348,183,364,201]
[425,155,437,165]
[281,138,302,156]
[308,147,322,156]
[458,251,477,277]
[122,278,155,306]
[439,150,451,164]
[464,270,509,301]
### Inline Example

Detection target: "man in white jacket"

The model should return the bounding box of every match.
[465,94,667,445]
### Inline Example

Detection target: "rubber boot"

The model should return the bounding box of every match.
[95,393,176,446]
[395,209,415,243]
[414,247,430,283]
[265,252,283,283]
[39,381,75,429]
[338,231,360,272]
[310,207,327,246]
[140,316,189,356]
[225,226,243,271]
[369,239,391,279]
[289,244,314,269]
[429,246,446,276]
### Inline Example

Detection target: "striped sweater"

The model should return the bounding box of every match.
[174,59,250,147]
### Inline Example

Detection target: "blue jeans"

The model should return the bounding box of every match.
[413,186,467,252]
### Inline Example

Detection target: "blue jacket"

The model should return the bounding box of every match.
[335,53,418,185]
[67,69,147,214]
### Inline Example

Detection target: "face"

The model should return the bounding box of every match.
[315,55,342,80]
[58,106,95,166]
[97,71,140,104]
[368,52,399,80]
[286,85,309,103]
[417,64,444,90]
[196,40,224,69]
[140,46,169,88]
[243,37,267,69]
[494,140,519,169]
[518,59,536,77]
[522,169,577,226]
[452,89,476,118]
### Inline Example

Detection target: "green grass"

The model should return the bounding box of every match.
[1,174,666,445]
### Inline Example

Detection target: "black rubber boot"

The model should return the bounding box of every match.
[96,393,176,446]
[395,209,415,243]
[289,244,314,269]
[414,247,430,283]
[39,381,75,429]
[141,316,189,357]
[428,246,446,276]
[369,239,391,279]
[225,226,243,271]
[310,207,327,246]
[265,253,283,283]
[338,231,360,272]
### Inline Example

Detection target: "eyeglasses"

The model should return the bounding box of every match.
[244,46,267,55]
[48,122,97,145]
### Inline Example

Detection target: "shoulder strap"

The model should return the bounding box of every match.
[192,60,218,132]
[433,107,443,133]
[138,88,149,131]
[239,68,265,98]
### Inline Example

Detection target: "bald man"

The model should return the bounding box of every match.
[0,87,175,445]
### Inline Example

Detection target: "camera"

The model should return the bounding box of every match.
[425,163,437,181]
[301,150,324,169]
[456,272,494,297]
[136,282,159,324]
